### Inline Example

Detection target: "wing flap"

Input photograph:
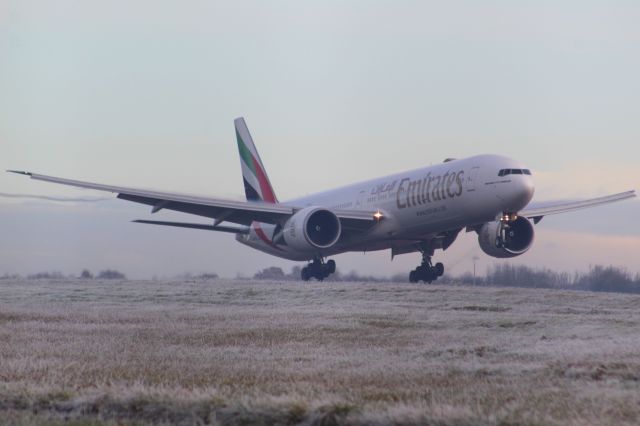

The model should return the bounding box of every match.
[132,220,249,234]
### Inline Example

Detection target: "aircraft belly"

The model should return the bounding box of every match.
[393,197,464,236]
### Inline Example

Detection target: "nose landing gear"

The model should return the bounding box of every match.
[495,212,518,248]
[409,250,444,284]
[301,257,336,281]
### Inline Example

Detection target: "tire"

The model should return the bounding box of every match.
[426,269,438,283]
[301,267,310,281]
[327,259,336,274]
[416,267,431,283]
[435,262,444,277]
[409,270,417,283]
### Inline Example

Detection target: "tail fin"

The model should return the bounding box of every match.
[234,117,278,203]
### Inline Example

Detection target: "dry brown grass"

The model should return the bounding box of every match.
[1,279,640,425]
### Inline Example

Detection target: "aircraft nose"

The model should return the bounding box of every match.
[510,176,535,211]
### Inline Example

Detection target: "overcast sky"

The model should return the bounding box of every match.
[1,1,639,278]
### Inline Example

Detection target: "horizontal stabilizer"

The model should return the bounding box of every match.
[133,220,249,234]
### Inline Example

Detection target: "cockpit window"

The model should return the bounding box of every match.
[498,168,532,177]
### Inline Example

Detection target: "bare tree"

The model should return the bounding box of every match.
[253,267,286,280]
[97,269,126,280]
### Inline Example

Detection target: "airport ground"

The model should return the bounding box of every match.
[1,278,639,425]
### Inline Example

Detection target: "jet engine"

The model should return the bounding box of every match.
[477,216,534,258]
[282,207,342,252]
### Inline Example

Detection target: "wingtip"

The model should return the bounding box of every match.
[6,170,32,176]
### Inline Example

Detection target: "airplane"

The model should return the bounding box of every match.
[8,117,636,282]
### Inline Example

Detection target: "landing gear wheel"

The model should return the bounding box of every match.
[409,247,445,284]
[300,257,337,281]
[326,259,336,274]
[301,267,311,281]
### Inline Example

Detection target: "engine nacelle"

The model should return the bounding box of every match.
[282,207,342,252]
[477,216,534,258]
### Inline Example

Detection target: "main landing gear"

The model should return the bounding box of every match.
[409,251,444,284]
[301,257,336,282]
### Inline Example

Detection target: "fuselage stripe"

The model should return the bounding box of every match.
[253,223,283,251]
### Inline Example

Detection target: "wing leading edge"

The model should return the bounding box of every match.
[520,190,636,223]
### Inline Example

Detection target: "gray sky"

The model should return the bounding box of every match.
[2,1,639,278]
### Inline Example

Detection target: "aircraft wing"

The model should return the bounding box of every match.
[8,171,293,225]
[520,190,636,223]
[7,171,379,230]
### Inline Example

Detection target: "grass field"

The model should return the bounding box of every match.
[1,279,640,425]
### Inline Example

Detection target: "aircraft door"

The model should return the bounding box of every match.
[356,190,366,208]
[466,167,480,192]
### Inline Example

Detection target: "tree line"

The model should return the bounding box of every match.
[251,264,640,294]
[0,269,127,280]
[4,264,640,294]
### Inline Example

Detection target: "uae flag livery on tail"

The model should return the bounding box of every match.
[235,117,278,204]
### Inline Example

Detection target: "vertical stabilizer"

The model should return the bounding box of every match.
[234,117,278,203]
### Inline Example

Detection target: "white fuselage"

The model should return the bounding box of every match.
[236,154,535,260]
